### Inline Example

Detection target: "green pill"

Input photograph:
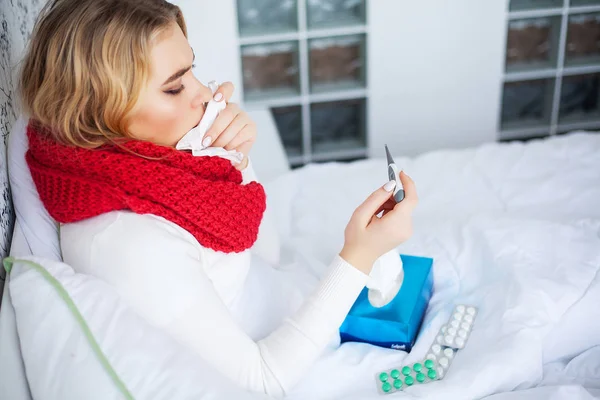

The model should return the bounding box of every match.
[382,382,392,393]
[428,369,437,380]
[391,369,400,379]
[393,379,402,389]
[379,372,388,382]
[413,363,423,372]
[424,359,434,369]
[405,376,414,386]
[416,373,425,383]
[402,366,411,376]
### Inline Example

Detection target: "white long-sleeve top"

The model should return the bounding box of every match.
[59,161,368,398]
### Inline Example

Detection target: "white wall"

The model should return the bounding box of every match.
[367,0,509,157]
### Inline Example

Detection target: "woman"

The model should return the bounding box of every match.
[20,0,417,396]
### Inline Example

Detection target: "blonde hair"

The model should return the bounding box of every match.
[19,0,187,148]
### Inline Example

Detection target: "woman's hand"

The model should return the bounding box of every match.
[202,82,256,170]
[340,171,418,274]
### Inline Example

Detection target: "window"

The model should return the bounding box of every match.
[236,0,368,167]
[500,1,600,140]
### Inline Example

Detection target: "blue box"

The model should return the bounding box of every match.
[340,255,434,352]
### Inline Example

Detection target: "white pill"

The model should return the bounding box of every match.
[451,320,460,328]
[461,322,471,330]
[444,335,454,345]
[465,314,474,323]
[438,367,445,378]
[437,335,444,344]
[456,337,465,348]
[444,348,454,358]
[441,325,447,333]
[467,307,476,315]
[453,312,462,320]
[426,353,436,360]
[432,344,442,354]
[457,305,466,313]
[458,329,468,338]
[439,357,449,368]
[448,327,457,336]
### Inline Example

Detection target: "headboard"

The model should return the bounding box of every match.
[0,0,44,259]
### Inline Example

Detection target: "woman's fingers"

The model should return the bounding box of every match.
[224,120,255,150]
[212,112,246,149]
[374,198,396,216]
[368,173,417,221]
[396,171,418,212]
[341,173,417,274]
[372,172,417,228]
[212,81,234,102]
[235,141,254,164]
[194,81,258,164]
[204,103,241,147]
[352,181,396,227]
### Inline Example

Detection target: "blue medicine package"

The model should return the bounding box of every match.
[340,254,434,352]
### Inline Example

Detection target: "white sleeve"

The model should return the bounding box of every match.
[87,214,368,397]
[240,157,259,185]
[240,158,281,266]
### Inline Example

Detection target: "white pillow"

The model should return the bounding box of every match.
[6,256,267,400]
[8,117,61,260]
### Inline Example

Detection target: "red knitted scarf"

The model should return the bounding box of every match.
[26,123,267,253]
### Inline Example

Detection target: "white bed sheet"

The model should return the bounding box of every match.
[256,132,600,399]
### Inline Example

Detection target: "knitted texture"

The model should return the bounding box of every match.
[26,123,267,253]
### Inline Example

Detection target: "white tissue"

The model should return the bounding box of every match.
[188,146,244,163]
[367,250,404,308]
[176,80,242,163]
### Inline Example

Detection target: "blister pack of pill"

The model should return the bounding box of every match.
[424,345,456,380]
[375,304,478,394]
[434,304,477,349]
[376,359,440,394]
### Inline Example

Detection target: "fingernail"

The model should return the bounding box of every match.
[213,92,223,102]
[384,180,396,192]
[208,80,219,93]
[202,136,212,147]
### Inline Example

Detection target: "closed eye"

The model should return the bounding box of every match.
[164,65,196,96]
[165,86,185,95]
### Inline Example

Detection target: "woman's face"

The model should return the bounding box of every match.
[127,22,213,147]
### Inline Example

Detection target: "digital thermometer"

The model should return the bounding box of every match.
[385,144,405,203]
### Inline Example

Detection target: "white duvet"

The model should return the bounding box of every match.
[263,132,600,400]
[6,130,600,400]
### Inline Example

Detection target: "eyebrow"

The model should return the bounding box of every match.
[161,48,196,86]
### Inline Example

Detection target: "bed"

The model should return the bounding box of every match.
[1,116,599,399]
[264,132,600,399]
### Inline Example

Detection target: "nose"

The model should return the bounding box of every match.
[190,78,213,109]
